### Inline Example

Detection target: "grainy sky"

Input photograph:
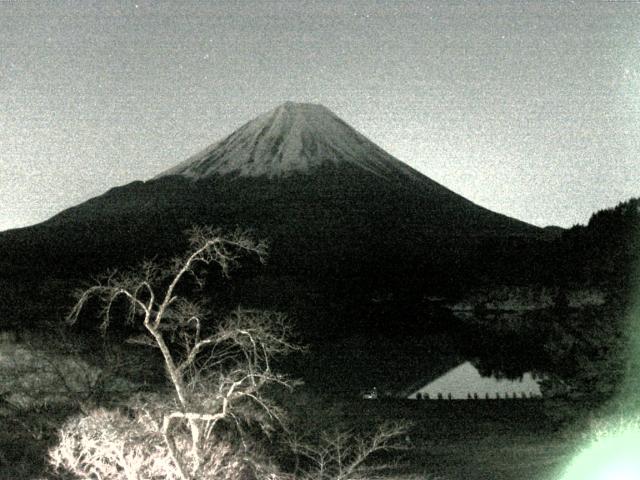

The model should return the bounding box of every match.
[1,0,639,231]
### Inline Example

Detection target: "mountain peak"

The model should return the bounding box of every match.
[275,101,329,112]
[156,102,421,180]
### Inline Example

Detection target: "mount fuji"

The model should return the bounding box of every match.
[1,102,547,336]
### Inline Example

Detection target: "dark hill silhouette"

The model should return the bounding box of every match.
[551,198,640,288]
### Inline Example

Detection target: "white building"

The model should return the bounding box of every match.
[407,361,542,400]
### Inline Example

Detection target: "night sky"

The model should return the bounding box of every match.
[1,1,638,231]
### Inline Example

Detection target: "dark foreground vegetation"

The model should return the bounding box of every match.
[1,395,591,479]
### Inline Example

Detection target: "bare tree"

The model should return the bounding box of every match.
[49,227,411,480]
[288,422,409,480]
[51,227,300,480]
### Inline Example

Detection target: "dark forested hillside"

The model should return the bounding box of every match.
[552,198,640,288]
[460,198,640,401]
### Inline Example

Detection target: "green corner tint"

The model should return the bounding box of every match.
[561,420,640,480]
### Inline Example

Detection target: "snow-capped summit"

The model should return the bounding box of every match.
[157,102,421,180]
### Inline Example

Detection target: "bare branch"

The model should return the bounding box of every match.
[290,421,410,480]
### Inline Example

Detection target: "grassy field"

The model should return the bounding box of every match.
[0,398,583,479]
[0,405,73,479]
[330,398,580,480]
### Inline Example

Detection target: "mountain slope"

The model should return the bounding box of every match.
[152,102,536,236]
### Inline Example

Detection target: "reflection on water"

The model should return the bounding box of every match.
[407,360,542,400]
